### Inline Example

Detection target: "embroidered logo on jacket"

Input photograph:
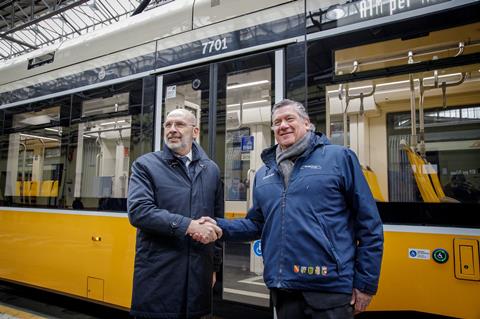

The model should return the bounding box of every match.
[262,173,275,180]
[307,266,314,275]
[300,165,322,170]
[294,264,328,276]
[321,266,328,276]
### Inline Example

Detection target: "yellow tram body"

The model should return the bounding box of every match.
[0,209,135,308]
[0,0,479,317]
[1,209,479,317]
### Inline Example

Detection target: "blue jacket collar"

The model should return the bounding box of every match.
[261,132,331,168]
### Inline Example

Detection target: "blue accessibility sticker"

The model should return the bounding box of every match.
[253,240,262,257]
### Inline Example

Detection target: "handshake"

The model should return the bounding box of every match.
[186,216,222,244]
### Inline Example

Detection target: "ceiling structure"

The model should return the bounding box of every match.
[0,0,166,61]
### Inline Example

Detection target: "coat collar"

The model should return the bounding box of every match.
[161,141,209,163]
[261,132,331,168]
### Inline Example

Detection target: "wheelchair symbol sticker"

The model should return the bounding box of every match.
[408,248,430,260]
[253,240,262,257]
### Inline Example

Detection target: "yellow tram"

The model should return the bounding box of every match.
[0,0,479,317]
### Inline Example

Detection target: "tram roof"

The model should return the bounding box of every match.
[0,0,168,62]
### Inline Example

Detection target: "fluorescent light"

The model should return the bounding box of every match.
[244,99,269,105]
[20,133,59,142]
[44,127,59,132]
[227,99,269,107]
[19,115,53,126]
[227,80,269,90]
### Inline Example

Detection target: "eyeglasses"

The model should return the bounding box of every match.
[271,116,299,130]
[163,121,196,129]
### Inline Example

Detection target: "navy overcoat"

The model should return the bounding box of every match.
[127,142,223,319]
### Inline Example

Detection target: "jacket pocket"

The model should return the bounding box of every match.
[313,214,341,272]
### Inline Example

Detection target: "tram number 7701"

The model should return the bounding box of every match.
[201,38,228,55]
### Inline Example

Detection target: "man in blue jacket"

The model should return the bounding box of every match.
[197,99,383,318]
[128,108,223,319]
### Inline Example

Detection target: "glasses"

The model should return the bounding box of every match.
[163,121,196,129]
[271,116,299,130]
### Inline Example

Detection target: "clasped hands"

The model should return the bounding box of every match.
[186,216,222,244]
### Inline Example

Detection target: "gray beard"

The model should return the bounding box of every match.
[164,139,187,152]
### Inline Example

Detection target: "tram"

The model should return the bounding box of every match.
[0,0,479,317]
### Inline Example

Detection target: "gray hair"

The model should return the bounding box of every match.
[271,99,309,120]
[271,99,315,131]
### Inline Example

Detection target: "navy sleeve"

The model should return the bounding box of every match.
[127,160,191,238]
[343,148,384,295]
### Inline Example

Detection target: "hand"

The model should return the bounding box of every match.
[198,216,217,226]
[350,288,372,314]
[190,216,222,243]
[186,218,222,244]
[200,216,222,241]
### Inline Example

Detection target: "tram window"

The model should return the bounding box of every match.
[65,80,143,212]
[387,105,480,203]
[325,63,480,204]
[82,93,129,117]
[0,104,66,207]
[333,23,480,76]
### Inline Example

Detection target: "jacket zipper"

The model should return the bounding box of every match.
[274,156,307,288]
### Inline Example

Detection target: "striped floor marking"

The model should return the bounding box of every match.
[0,304,48,319]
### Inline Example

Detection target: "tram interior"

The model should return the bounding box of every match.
[2,93,134,211]
[327,22,480,204]
[3,107,62,206]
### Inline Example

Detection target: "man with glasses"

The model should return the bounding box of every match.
[128,108,223,319]
[196,99,383,318]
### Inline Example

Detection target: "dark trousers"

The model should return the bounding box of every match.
[271,289,354,319]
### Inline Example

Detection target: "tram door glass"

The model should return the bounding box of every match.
[1,102,67,207]
[65,80,143,212]
[160,66,210,151]
[217,52,275,307]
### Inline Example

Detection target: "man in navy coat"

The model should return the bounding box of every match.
[196,99,383,319]
[128,108,223,319]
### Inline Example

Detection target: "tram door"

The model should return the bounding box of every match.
[217,51,281,307]
[156,51,283,307]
